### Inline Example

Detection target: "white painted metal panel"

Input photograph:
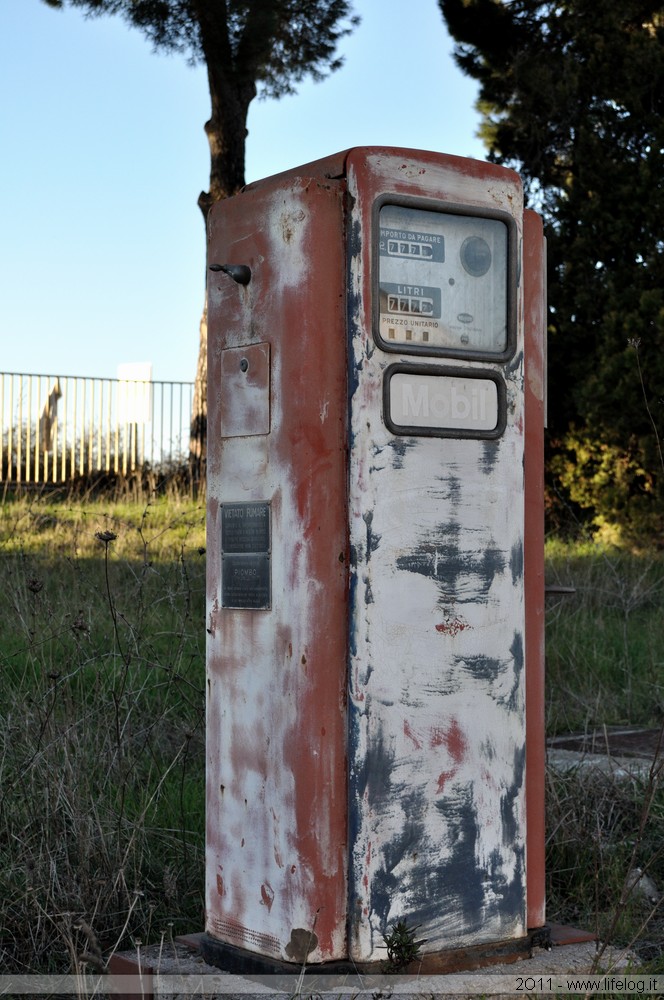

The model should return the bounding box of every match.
[346,150,527,962]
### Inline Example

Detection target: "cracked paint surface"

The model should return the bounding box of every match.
[206,177,348,963]
[345,150,527,962]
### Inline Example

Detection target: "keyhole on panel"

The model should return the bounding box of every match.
[240,358,249,373]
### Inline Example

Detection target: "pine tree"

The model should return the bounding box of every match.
[44,0,359,467]
[440,0,664,542]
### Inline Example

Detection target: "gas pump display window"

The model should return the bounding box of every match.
[375,201,516,359]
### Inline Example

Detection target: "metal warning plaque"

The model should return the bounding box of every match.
[221,502,270,609]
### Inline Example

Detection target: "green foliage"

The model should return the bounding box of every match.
[3,494,664,972]
[41,0,360,450]
[382,919,424,974]
[549,427,664,547]
[439,0,664,544]
[43,0,359,204]
[545,541,664,732]
[545,542,664,967]
[43,0,358,98]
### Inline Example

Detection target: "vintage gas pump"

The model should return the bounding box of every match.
[203,147,546,973]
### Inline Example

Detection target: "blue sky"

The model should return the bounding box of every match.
[0,0,485,383]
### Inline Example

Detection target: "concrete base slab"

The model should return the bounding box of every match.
[105,929,641,999]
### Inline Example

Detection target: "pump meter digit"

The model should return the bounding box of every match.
[375,201,516,359]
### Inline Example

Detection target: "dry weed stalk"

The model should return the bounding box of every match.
[0,490,206,973]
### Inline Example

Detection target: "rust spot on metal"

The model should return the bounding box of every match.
[432,718,468,793]
[260,882,275,912]
[280,208,306,244]
[285,927,318,962]
[216,870,225,897]
[431,719,467,759]
[403,720,422,749]
[208,598,219,637]
[435,616,471,636]
[436,769,457,793]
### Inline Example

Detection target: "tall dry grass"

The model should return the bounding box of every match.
[545,540,664,970]
[2,488,663,975]
[0,489,206,973]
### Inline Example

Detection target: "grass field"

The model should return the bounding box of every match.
[1,492,662,974]
[0,490,206,972]
[544,539,664,969]
[546,539,664,733]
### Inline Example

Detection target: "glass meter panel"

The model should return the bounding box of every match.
[376,203,513,358]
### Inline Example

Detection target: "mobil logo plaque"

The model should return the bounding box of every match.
[385,365,505,439]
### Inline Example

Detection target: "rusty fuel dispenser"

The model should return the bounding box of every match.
[202,147,546,974]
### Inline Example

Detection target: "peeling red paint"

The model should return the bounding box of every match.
[208,598,219,638]
[205,149,538,966]
[435,617,471,636]
[430,719,467,761]
[403,720,422,749]
[206,176,349,964]
[436,769,456,794]
[524,207,547,929]
[260,883,275,912]
[352,664,366,701]
[432,719,468,794]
